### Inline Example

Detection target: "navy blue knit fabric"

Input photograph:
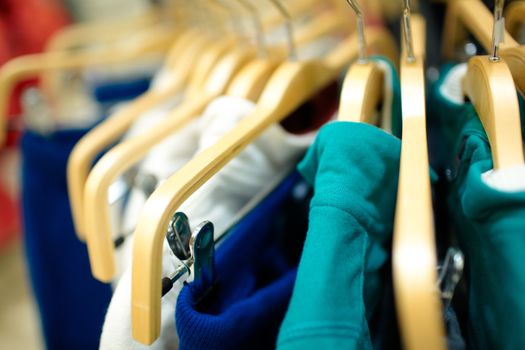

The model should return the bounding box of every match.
[92,76,151,104]
[21,129,112,350]
[176,171,308,350]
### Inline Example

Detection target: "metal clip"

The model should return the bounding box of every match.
[436,247,464,308]
[162,212,216,297]
[111,170,159,248]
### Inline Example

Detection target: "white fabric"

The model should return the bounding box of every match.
[100,95,317,350]
[439,63,467,105]
[481,166,525,192]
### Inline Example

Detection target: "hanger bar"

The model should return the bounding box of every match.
[128,27,394,345]
[393,14,446,350]
[443,0,525,95]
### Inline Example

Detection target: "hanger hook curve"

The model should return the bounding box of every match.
[345,0,367,63]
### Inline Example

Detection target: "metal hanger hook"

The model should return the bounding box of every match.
[237,0,267,57]
[490,0,506,62]
[267,0,297,61]
[345,0,367,63]
[401,0,416,63]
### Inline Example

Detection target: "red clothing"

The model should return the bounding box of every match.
[0,0,70,248]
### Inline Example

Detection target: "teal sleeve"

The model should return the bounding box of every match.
[277,122,401,350]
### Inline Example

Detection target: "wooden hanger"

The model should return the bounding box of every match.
[392,8,446,350]
[462,0,524,169]
[339,0,394,124]
[0,24,180,146]
[79,0,355,266]
[67,31,233,240]
[442,0,525,95]
[83,43,257,282]
[505,0,525,41]
[123,24,396,343]
[70,0,350,241]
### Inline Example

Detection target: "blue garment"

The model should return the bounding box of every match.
[176,172,309,350]
[21,129,112,350]
[92,76,152,105]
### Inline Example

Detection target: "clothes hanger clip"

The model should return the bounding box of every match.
[162,212,216,297]
[436,248,464,309]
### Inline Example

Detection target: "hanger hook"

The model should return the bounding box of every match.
[345,0,367,63]
[237,0,267,57]
[490,0,505,62]
[401,0,416,63]
[267,0,297,60]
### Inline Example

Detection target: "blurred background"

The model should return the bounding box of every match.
[0,1,167,348]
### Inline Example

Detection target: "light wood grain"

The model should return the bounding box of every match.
[393,15,446,350]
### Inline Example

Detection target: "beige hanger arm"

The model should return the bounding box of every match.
[505,1,525,41]
[83,48,255,282]
[226,58,281,101]
[463,56,524,169]
[185,37,237,97]
[392,15,446,350]
[128,27,394,345]
[442,0,525,95]
[0,25,177,146]
[339,62,384,123]
[68,34,226,239]
[80,14,354,260]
